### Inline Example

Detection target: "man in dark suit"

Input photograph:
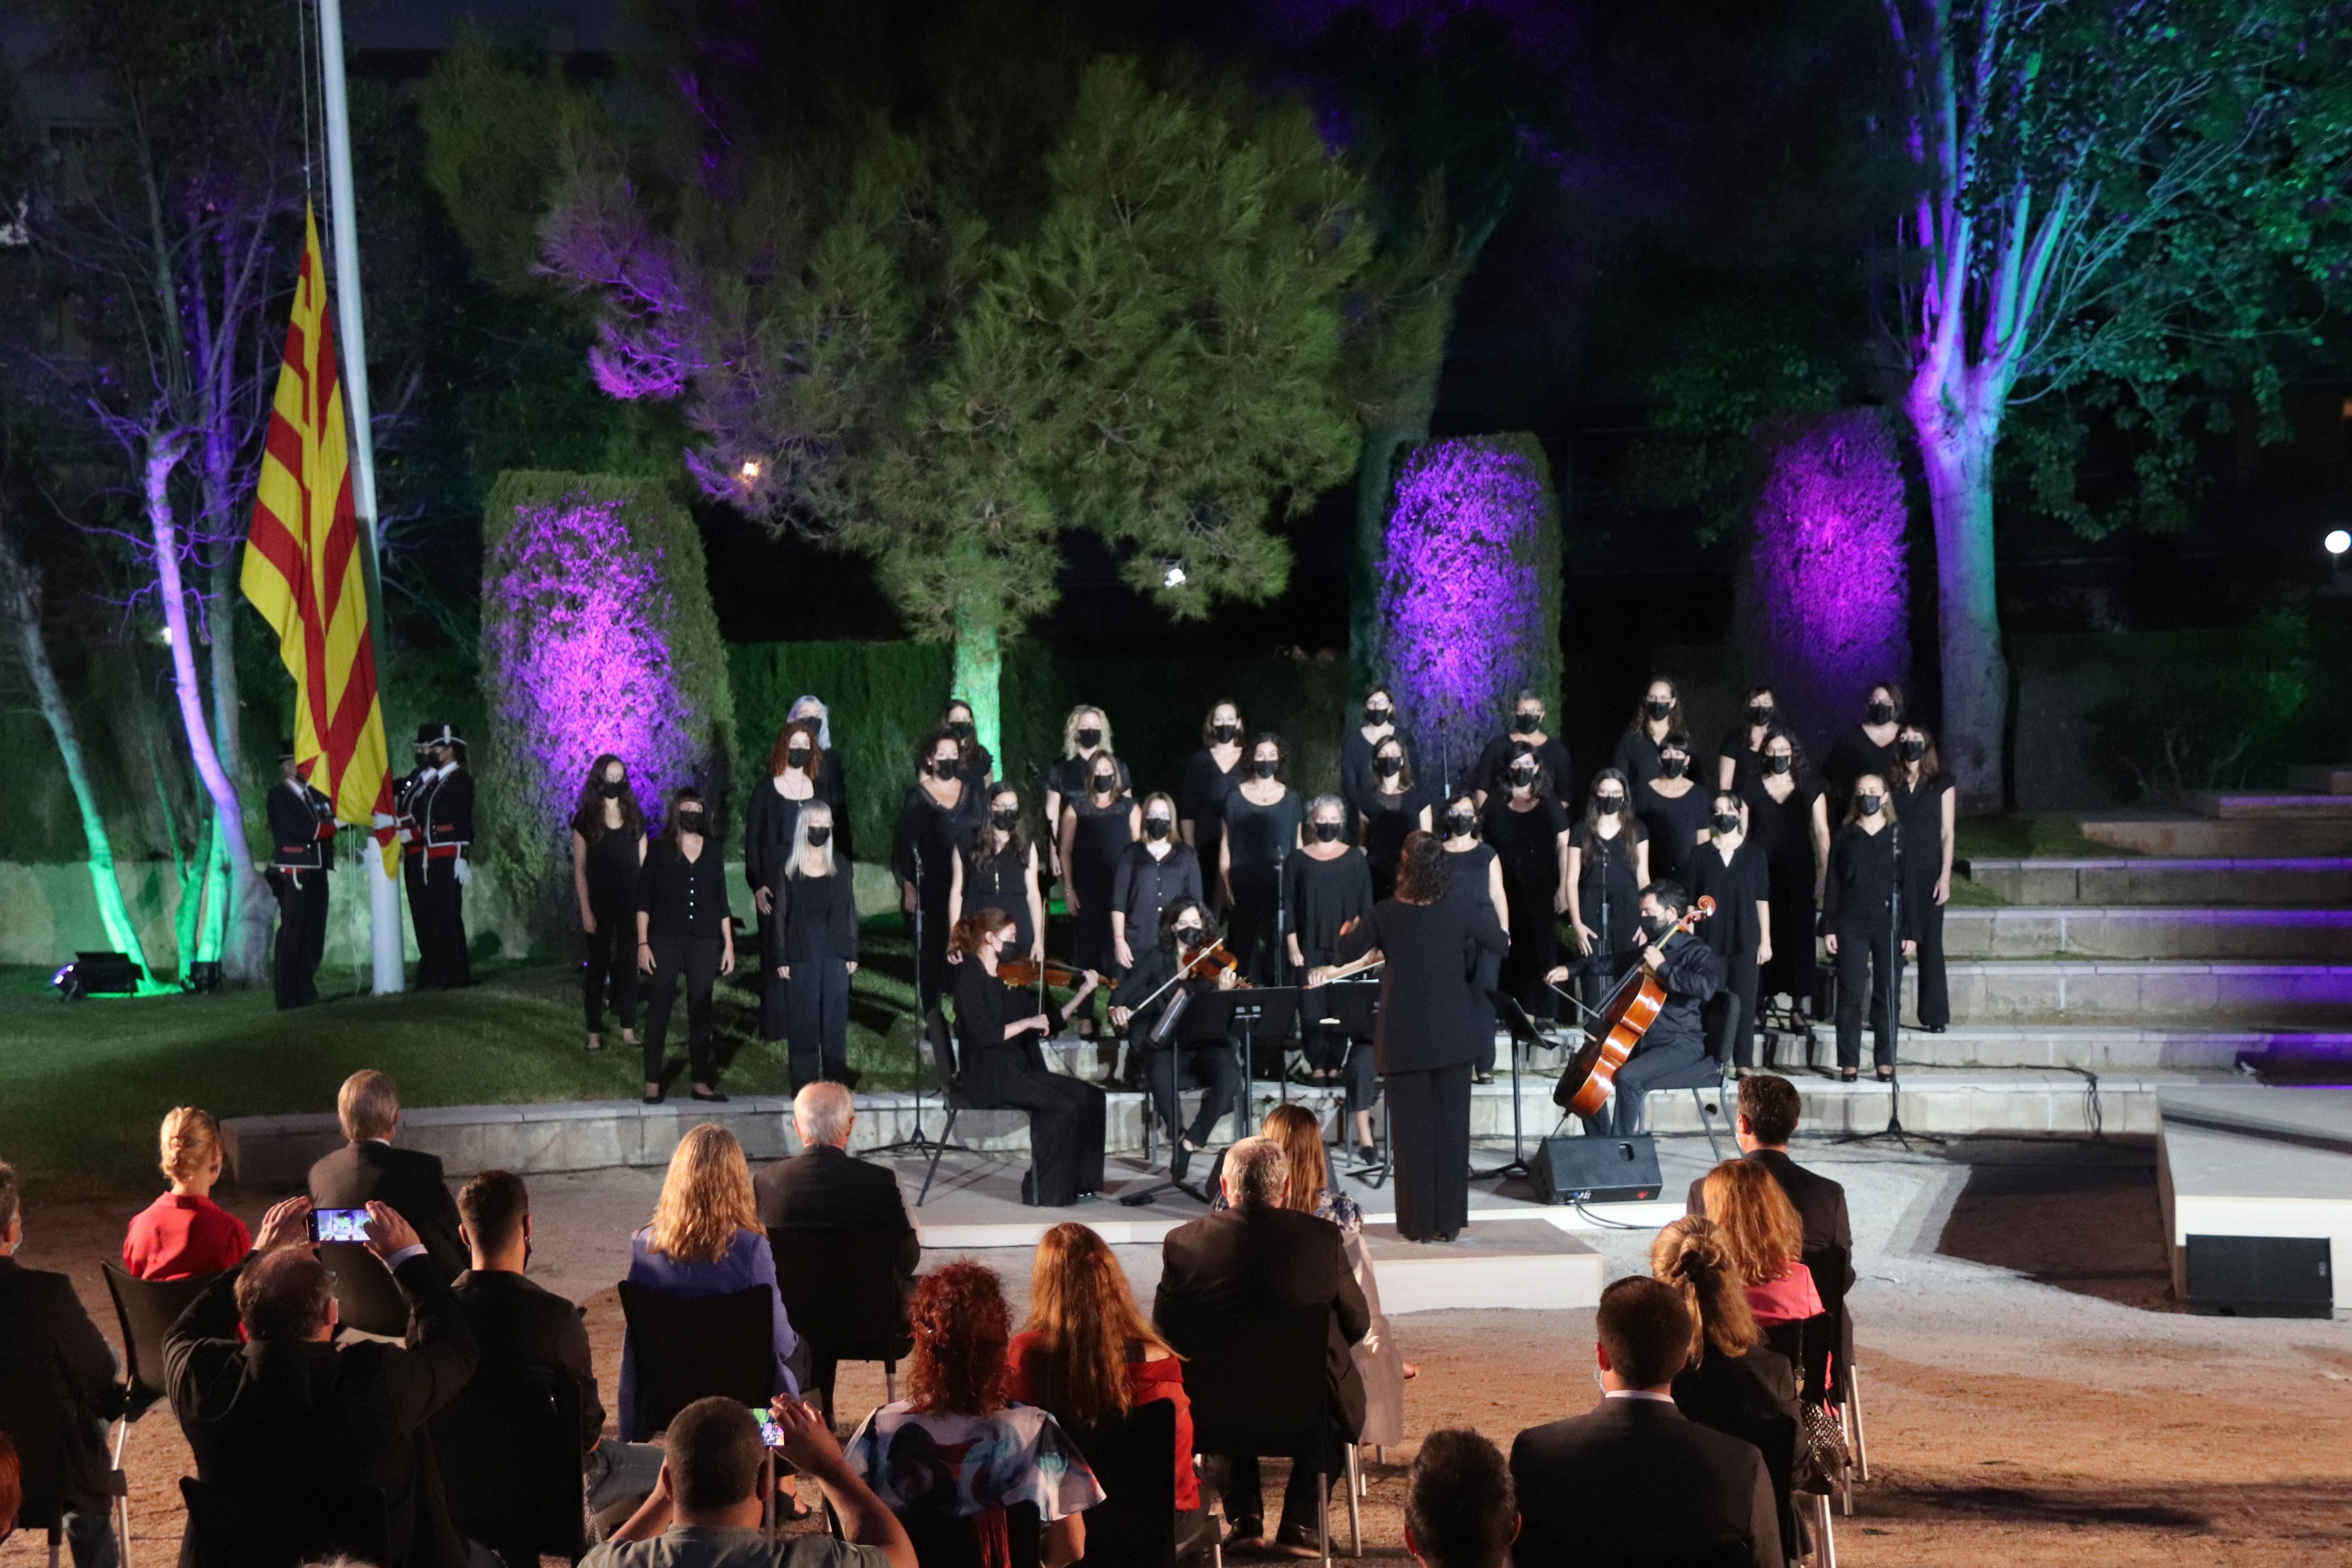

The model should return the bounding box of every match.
[309,1069,467,1276]
[166,1195,479,1568]
[1405,1429,1517,1568]
[1156,1136,1369,1556]
[1686,1074,1855,1291]
[0,1162,121,1568]
[1511,1277,1783,1568]
[753,1082,920,1282]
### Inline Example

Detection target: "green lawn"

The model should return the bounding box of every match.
[1955,810,2123,863]
[0,919,928,1199]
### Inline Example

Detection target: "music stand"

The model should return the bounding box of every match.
[1315,979,1387,1187]
[1471,991,1546,1181]
[1193,988,1300,1122]
[1118,993,1262,1208]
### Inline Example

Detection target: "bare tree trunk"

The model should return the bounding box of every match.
[950,606,1004,775]
[1914,418,2008,813]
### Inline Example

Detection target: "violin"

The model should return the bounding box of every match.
[997,957,1086,989]
[1181,940,1252,989]
[1553,896,1716,1117]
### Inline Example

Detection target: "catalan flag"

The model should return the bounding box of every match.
[243,203,396,872]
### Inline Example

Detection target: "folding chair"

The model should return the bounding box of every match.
[101,1264,217,1568]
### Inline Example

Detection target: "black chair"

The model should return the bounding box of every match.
[1636,996,1738,1159]
[616,1281,777,1438]
[1068,1397,1179,1568]
[318,1240,410,1339]
[0,1352,126,1568]
[898,1499,1043,1568]
[430,1370,587,1566]
[916,1007,987,1205]
[1158,1303,1357,1566]
[101,1264,216,1568]
[767,1226,913,1423]
[178,1477,388,1568]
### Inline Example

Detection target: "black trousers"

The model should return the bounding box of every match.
[1217,1425,1344,1536]
[975,1064,1106,1207]
[1716,957,1760,1069]
[787,956,852,1087]
[1142,1040,1243,1148]
[1833,923,1900,1070]
[1582,1032,1710,1137]
[1387,1062,1472,1241]
[1471,948,1502,1072]
[758,904,791,1042]
[584,899,640,1032]
[413,862,471,988]
[269,867,329,1010]
[1908,891,1948,1028]
[1500,886,1557,1021]
[643,935,725,1086]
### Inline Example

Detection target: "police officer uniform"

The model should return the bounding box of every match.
[408,722,475,988]
[394,724,435,963]
[266,741,336,1010]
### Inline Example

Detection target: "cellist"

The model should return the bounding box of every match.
[1547,879,1724,1137]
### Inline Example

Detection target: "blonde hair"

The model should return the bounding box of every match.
[790,801,837,879]
[1650,1217,1762,1365]
[649,1124,761,1264]
[1022,1223,1173,1428]
[159,1107,224,1185]
[1700,1160,1806,1288]
[337,1070,400,1141]
[1261,1103,1329,1215]
[1062,705,1113,759]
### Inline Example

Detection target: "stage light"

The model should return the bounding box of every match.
[2327,529,2350,557]
[738,458,762,481]
[1163,564,1186,588]
[52,951,145,1000]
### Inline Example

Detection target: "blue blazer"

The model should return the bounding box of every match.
[618,1224,802,1439]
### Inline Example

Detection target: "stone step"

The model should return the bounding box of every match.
[1789,1023,2346,1073]
[1962,856,2352,907]
[1942,905,2352,961]
[1920,959,2352,1024]
[2076,815,2352,857]
[2286,765,2352,796]
[2183,790,2352,820]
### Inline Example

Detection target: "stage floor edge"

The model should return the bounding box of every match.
[2157,1086,2352,1310]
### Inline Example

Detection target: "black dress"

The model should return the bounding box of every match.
[1109,842,1205,963]
[1049,754,1133,809]
[1819,725,1898,819]
[1222,786,1304,983]
[1568,818,1646,961]
[1822,821,1908,1071]
[744,777,814,1041]
[781,863,858,1087]
[959,834,1037,959]
[1715,726,1771,794]
[1358,785,1431,900]
[579,819,644,1035]
[1483,797,1567,1021]
[1689,839,1770,1069]
[1287,847,1379,1109]
[1473,733,1574,810]
[1178,749,1243,903]
[892,780,983,1012]
[635,837,730,1088]
[1340,728,1418,836]
[1065,794,1135,974]
[1893,773,1954,1030]
[950,959,1106,1206]
[1335,896,1507,1241]
[816,748,854,863]
[1444,840,1505,1072]
[1609,727,1669,792]
[1636,780,1712,888]
[1739,775,1821,1005]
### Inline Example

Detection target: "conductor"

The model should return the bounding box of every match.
[1313,832,1506,1243]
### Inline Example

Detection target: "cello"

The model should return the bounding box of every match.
[1552,895,1715,1117]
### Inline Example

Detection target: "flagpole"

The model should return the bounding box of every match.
[318,0,405,996]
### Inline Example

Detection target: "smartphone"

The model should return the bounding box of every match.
[750,1404,787,1448]
[308,1207,372,1244]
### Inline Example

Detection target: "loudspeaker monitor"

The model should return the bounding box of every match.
[2184,1234,2333,1317]
[1531,1134,1662,1205]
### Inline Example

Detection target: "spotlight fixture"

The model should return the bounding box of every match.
[1163,564,1187,589]
[2327,529,2350,557]
[52,951,145,1000]
[739,459,763,481]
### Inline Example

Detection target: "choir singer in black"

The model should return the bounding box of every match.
[1315,832,1507,1244]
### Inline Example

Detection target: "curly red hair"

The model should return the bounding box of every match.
[907,1260,1010,1415]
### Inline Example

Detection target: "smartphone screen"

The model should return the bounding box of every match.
[750,1405,786,1447]
[308,1207,372,1244]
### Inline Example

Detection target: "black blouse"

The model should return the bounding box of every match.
[1359,785,1433,884]
[1049,753,1133,805]
[1473,733,1574,810]
[1820,726,1898,810]
[579,823,644,911]
[1636,781,1713,888]
[1609,727,1669,792]
[950,957,1061,1104]
[892,781,983,899]
[1178,749,1243,875]
[1688,839,1770,968]
[1223,788,1304,879]
[744,777,816,894]
[1285,848,1375,957]
[635,839,729,940]
[1110,841,1205,943]
[1340,728,1419,827]
[781,865,859,965]
[1334,896,1508,1072]
[1482,796,1569,898]
[1822,822,1907,934]
[1892,774,1953,895]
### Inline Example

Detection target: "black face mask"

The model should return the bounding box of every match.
[1660,756,1688,780]
[1175,925,1205,949]
[1713,812,1741,836]
[600,779,624,798]
[787,745,811,767]
[1076,727,1102,749]
[1364,703,1391,725]
[1747,704,1772,727]
[1595,792,1625,813]
[1251,757,1278,780]
[932,758,960,781]
[676,810,706,835]
[1512,711,1541,734]
[1645,697,1673,720]
[805,826,831,847]
[1898,738,1926,761]
[1145,816,1172,840]
[1092,774,1117,794]
[1858,794,1885,817]
[1509,766,1537,790]
[1211,722,1239,743]
[1765,754,1794,776]
[1646,912,1678,939]
[1445,811,1476,837]
[1867,701,1896,725]
[1374,756,1401,778]
[990,808,1020,831]
[1313,820,1343,843]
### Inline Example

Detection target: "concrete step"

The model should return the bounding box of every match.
[2077,814,2352,857]
[2286,765,2352,796]
[1962,856,2352,907]
[1788,1023,2347,1073]
[2183,790,2352,820]
[1923,959,2352,1024]
[1943,905,2352,961]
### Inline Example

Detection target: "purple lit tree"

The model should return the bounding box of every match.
[1744,411,1910,761]
[1377,434,1560,792]
[476,473,733,940]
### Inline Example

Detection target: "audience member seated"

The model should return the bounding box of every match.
[1404,1429,1518,1568]
[0,1430,17,1545]
[451,1169,664,1518]
[588,1396,915,1568]
[845,1261,1103,1568]
[1700,1162,1824,1329]
[0,1161,122,1568]
[308,1070,467,1276]
[1509,1277,1783,1568]
[1653,1218,1802,1560]
[1009,1223,1201,1532]
[123,1106,251,1280]
[166,1196,480,1568]
[620,1124,805,1441]
[754,1082,920,1287]
[1685,1075,1855,1293]
[1155,1135,1369,1558]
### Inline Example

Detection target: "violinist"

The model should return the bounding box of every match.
[1288,797,1378,1145]
[1110,899,1242,1184]
[950,909,1105,1206]
[1545,880,1723,1137]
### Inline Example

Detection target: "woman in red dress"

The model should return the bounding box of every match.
[122,1107,251,1280]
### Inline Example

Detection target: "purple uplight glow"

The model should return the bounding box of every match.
[1380,437,1558,790]
[1749,411,1911,759]
[482,493,705,856]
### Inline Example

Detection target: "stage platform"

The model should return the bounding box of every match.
[2158,1086,2352,1312]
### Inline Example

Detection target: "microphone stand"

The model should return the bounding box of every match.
[1839,814,1936,1150]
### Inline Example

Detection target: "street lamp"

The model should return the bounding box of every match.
[2327,529,2350,558]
